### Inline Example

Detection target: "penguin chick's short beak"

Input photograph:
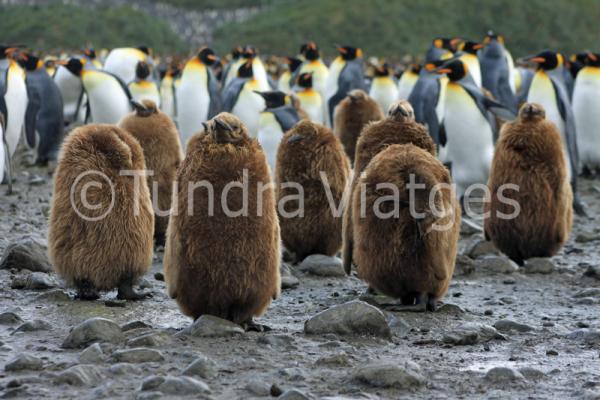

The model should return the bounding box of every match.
[130,100,154,117]
[214,117,233,132]
[287,134,304,144]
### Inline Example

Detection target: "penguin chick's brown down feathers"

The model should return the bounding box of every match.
[276,119,350,261]
[48,124,154,298]
[119,100,183,244]
[484,103,573,265]
[343,100,436,274]
[333,89,384,164]
[164,112,281,323]
[352,144,461,310]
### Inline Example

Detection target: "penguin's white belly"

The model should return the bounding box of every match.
[252,59,271,91]
[436,77,448,123]
[397,73,417,100]
[462,54,482,87]
[160,81,175,118]
[83,72,130,124]
[177,75,210,148]
[370,78,398,114]
[104,49,144,84]
[442,85,494,197]
[0,124,5,182]
[232,88,264,138]
[573,68,600,169]
[257,113,284,176]
[5,68,28,155]
[527,75,570,179]
[278,72,291,93]
[130,83,161,107]
[54,67,83,122]
[298,91,324,123]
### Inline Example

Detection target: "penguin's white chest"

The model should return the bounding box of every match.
[82,71,131,124]
[369,77,398,114]
[54,67,84,122]
[104,48,146,84]
[177,63,210,147]
[397,72,417,100]
[257,112,284,176]
[130,81,161,107]
[232,81,265,138]
[4,65,28,155]
[441,84,494,196]
[573,67,600,168]
[461,54,482,87]
[160,77,175,118]
[298,90,324,123]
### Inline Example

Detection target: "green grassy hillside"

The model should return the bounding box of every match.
[0,4,186,54]
[211,0,600,59]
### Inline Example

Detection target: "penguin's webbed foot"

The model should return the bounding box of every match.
[242,319,272,332]
[117,281,152,301]
[154,233,166,248]
[75,280,100,301]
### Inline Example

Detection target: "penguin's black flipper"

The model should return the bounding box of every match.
[496,74,518,114]
[271,106,300,132]
[222,77,247,112]
[461,81,516,121]
[207,68,222,119]
[551,77,580,180]
[0,95,7,124]
[24,85,41,148]
[438,120,447,147]
[105,71,133,101]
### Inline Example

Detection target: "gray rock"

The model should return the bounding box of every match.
[436,303,466,315]
[140,375,165,391]
[567,329,600,344]
[0,235,51,272]
[4,354,43,371]
[389,317,411,337]
[278,367,307,381]
[127,332,171,347]
[156,376,210,395]
[179,315,244,338]
[475,256,519,274]
[443,322,506,345]
[353,361,426,388]
[584,265,600,280]
[277,389,312,400]
[79,343,104,364]
[573,288,600,298]
[494,319,534,333]
[122,320,152,332]
[519,367,545,380]
[455,254,476,275]
[12,319,52,334]
[108,363,142,375]
[11,272,57,290]
[523,258,555,274]
[316,353,352,367]
[304,301,390,338]
[466,238,499,258]
[111,348,165,363]
[575,297,597,305]
[485,367,525,383]
[62,318,125,348]
[257,334,295,347]
[281,262,300,289]
[298,254,345,277]
[182,355,217,379]
[245,380,271,396]
[0,312,23,325]
[35,289,70,302]
[54,365,103,386]
[576,231,600,243]
[461,218,483,235]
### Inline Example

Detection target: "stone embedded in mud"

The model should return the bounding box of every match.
[575,231,600,243]
[12,319,53,334]
[257,334,295,347]
[11,272,58,290]
[4,354,43,371]
[518,367,546,380]
[79,343,104,364]
[0,235,51,272]
[584,265,600,280]
[182,355,217,379]
[523,258,555,274]
[298,254,346,277]
[277,388,313,400]
[35,289,70,302]
[304,300,391,338]
[127,332,171,348]
[566,329,600,344]
[54,365,103,386]
[484,367,525,383]
[108,363,142,376]
[178,315,245,338]
[245,380,271,396]
[121,320,152,332]
[573,288,600,298]
[455,254,476,275]
[111,348,165,363]
[0,312,23,325]
[62,317,125,349]
[475,256,519,274]
[443,322,506,345]
[353,361,426,389]
[281,262,300,289]
[494,319,534,333]
[141,375,165,391]
[466,238,499,259]
[151,376,211,395]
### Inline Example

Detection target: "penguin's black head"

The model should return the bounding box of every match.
[19,53,42,71]
[231,46,243,60]
[284,56,303,73]
[374,63,391,77]
[297,72,313,88]
[58,58,86,76]
[483,31,505,45]
[138,46,152,56]
[410,63,422,74]
[302,41,320,61]
[198,47,218,66]
[254,90,289,109]
[242,46,256,59]
[336,45,363,60]
[519,102,545,121]
[525,50,561,71]
[458,41,483,55]
[585,52,600,67]
[135,61,151,80]
[237,59,254,78]
[436,59,467,81]
[83,48,96,59]
[0,44,25,60]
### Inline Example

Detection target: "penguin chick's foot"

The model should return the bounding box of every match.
[75,280,100,301]
[117,281,152,301]
[417,292,438,312]
[242,319,272,333]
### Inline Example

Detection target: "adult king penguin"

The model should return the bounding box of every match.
[104,46,152,84]
[397,63,421,100]
[369,63,399,114]
[296,72,324,123]
[176,47,221,147]
[222,60,265,137]
[53,58,87,124]
[436,59,515,200]
[455,40,483,87]
[479,32,518,114]
[324,45,367,128]
[408,60,446,145]
[573,52,600,174]
[159,64,180,120]
[425,37,457,63]
[277,57,302,93]
[128,61,160,107]
[525,50,586,215]
[294,42,329,100]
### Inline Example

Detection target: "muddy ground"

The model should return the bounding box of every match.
[0,156,599,399]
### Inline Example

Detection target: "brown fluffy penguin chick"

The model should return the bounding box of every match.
[276,119,350,261]
[352,144,461,311]
[343,100,436,274]
[48,124,154,300]
[333,89,384,164]
[118,100,183,246]
[484,103,573,265]
[164,112,280,328]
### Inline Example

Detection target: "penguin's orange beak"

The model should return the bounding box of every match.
[529,57,546,64]
[588,52,598,62]
[436,68,452,75]
[473,43,484,50]
[206,54,217,62]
